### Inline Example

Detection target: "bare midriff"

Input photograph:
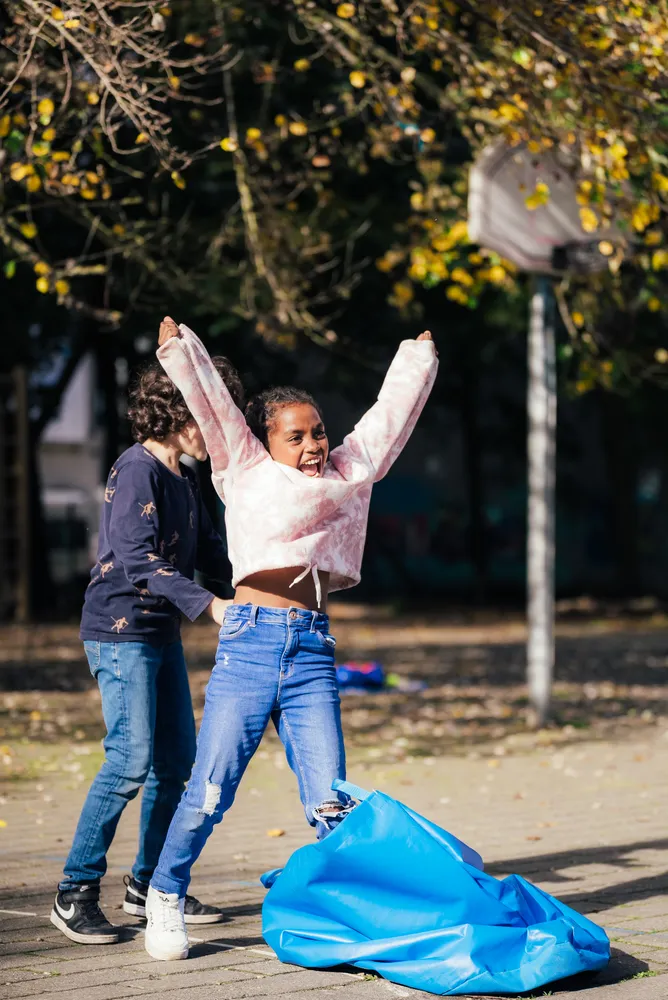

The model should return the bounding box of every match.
[234,567,330,612]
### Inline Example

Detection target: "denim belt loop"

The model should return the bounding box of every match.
[249,605,258,627]
[310,610,318,633]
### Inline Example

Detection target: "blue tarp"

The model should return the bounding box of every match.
[262,780,610,996]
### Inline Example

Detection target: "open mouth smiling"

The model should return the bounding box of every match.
[299,456,323,477]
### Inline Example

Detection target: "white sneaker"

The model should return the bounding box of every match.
[144,886,189,961]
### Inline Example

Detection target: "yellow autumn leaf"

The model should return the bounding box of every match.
[446,285,469,304]
[36,277,49,293]
[171,170,186,189]
[349,70,366,88]
[0,820,6,829]
[288,121,308,136]
[51,6,64,19]
[32,142,50,157]
[184,32,205,46]
[85,171,100,184]
[497,102,524,122]
[246,127,262,141]
[220,136,238,152]
[652,172,668,193]
[168,75,180,90]
[410,192,424,210]
[451,267,474,287]
[336,3,356,17]
[64,18,80,27]
[401,67,417,84]
[87,92,100,105]
[80,186,96,200]
[102,182,112,200]
[572,311,585,328]
[0,114,10,137]
[274,114,287,127]
[38,98,55,117]
[420,128,436,143]
[648,296,662,312]
[652,250,668,270]
[26,175,42,193]
[266,828,285,837]
[135,132,149,145]
[392,281,414,304]
[654,348,668,363]
[598,241,614,256]
[20,223,37,239]
[579,207,599,232]
[632,202,659,233]
[294,58,310,72]
[112,224,125,236]
[55,279,70,295]
[487,265,507,284]
[51,151,70,162]
[61,173,80,186]
[34,261,51,275]
[42,127,56,142]
[10,163,30,182]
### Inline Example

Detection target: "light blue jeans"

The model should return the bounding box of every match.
[60,640,196,890]
[151,605,349,898]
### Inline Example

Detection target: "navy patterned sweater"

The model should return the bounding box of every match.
[80,443,230,643]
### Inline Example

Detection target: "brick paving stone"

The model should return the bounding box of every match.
[2,637,668,999]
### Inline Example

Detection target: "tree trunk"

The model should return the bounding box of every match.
[526,277,557,728]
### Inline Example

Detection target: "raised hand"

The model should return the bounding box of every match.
[416,330,437,354]
[158,316,180,347]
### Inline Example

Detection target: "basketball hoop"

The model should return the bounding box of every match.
[468,141,622,274]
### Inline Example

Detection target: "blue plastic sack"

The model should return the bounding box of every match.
[262,780,609,996]
[336,661,385,690]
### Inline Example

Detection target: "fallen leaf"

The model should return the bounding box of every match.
[0,820,7,828]
[526,834,542,841]
[266,828,285,838]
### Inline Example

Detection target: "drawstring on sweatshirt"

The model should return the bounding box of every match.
[289,564,322,608]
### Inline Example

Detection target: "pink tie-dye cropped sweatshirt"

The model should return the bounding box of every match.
[157,325,438,603]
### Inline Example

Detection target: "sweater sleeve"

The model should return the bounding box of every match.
[329,339,438,483]
[108,463,213,622]
[157,324,266,480]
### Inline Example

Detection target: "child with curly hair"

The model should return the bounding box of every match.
[51,355,243,945]
[144,317,438,961]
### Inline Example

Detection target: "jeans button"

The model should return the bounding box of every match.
[289,610,297,620]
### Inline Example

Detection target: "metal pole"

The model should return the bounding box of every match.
[527,275,556,727]
[14,366,32,624]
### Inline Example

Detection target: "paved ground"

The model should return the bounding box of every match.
[1,611,667,998]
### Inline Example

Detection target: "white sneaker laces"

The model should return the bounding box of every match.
[154,892,185,933]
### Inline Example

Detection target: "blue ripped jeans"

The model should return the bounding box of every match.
[151,605,349,898]
[60,640,196,890]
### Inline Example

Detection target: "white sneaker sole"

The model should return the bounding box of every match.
[50,909,119,945]
[144,936,189,961]
[124,900,225,924]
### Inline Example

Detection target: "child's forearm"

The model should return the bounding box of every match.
[331,336,438,482]
[157,324,264,477]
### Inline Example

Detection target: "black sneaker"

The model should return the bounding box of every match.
[123,875,224,925]
[50,883,119,944]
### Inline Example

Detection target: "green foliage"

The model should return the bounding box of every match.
[2,1,668,383]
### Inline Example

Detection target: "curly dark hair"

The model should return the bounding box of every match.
[245,386,324,448]
[129,356,244,443]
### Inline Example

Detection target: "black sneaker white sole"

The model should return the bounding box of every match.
[122,900,224,923]
[50,908,119,945]
[123,877,224,925]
